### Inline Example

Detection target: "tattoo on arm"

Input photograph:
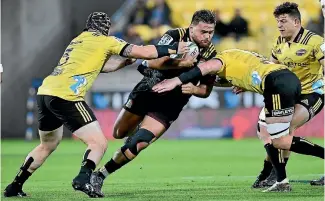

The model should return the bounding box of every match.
[122,44,134,57]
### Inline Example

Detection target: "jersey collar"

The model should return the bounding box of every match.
[292,27,304,43]
[186,28,192,42]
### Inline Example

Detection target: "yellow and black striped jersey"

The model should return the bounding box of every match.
[271,28,324,94]
[38,31,128,101]
[215,49,287,94]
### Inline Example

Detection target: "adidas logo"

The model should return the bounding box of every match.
[301,99,309,106]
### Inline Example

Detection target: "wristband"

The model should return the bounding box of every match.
[178,66,202,83]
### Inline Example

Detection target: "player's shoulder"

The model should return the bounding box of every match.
[158,28,187,45]
[300,29,323,45]
[104,36,128,46]
[166,28,187,40]
[202,43,217,60]
[107,36,127,42]
[272,36,285,46]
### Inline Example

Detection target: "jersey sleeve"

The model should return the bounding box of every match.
[200,46,217,85]
[105,36,129,56]
[214,53,226,71]
[311,35,325,62]
[157,28,183,45]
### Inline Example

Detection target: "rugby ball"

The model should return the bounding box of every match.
[170,42,199,59]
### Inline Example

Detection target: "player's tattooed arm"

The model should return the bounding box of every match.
[101,55,136,73]
[121,44,134,57]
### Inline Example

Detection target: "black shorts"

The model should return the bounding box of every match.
[263,69,301,117]
[37,95,97,133]
[298,93,324,121]
[123,77,190,128]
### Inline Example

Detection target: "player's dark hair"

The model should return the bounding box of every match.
[191,9,216,25]
[273,2,301,21]
[85,12,111,36]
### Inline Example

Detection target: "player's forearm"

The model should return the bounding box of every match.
[148,58,192,70]
[192,84,212,98]
[177,60,219,84]
[126,44,178,59]
[147,57,180,70]
[102,56,131,73]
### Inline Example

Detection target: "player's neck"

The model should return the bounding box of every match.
[287,26,302,43]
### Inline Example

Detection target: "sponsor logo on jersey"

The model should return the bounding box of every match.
[158,34,173,45]
[283,61,309,68]
[296,49,307,56]
[251,71,262,85]
[272,107,294,117]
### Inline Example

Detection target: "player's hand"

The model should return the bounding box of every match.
[125,58,137,66]
[176,42,190,55]
[178,57,197,67]
[181,83,196,94]
[232,86,245,94]
[152,78,182,93]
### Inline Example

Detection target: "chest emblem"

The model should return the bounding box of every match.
[296,49,307,56]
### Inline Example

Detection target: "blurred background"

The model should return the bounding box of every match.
[1,0,324,140]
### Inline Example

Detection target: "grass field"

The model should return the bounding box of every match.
[1,139,324,201]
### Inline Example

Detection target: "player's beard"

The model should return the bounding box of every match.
[192,37,210,48]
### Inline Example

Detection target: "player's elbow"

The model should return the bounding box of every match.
[201,89,212,98]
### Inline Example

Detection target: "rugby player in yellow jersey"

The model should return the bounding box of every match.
[241,2,325,188]
[3,12,189,198]
[152,49,325,192]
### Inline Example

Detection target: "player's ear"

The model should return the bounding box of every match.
[189,25,194,35]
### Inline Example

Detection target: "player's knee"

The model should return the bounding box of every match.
[86,132,108,154]
[272,135,293,150]
[267,122,291,148]
[121,128,155,156]
[113,125,128,139]
[94,134,108,153]
[40,141,59,154]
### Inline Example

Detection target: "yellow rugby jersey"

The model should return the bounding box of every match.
[215,49,287,94]
[271,28,324,94]
[38,31,128,101]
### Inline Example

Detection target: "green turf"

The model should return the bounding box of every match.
[1,139,324,201]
